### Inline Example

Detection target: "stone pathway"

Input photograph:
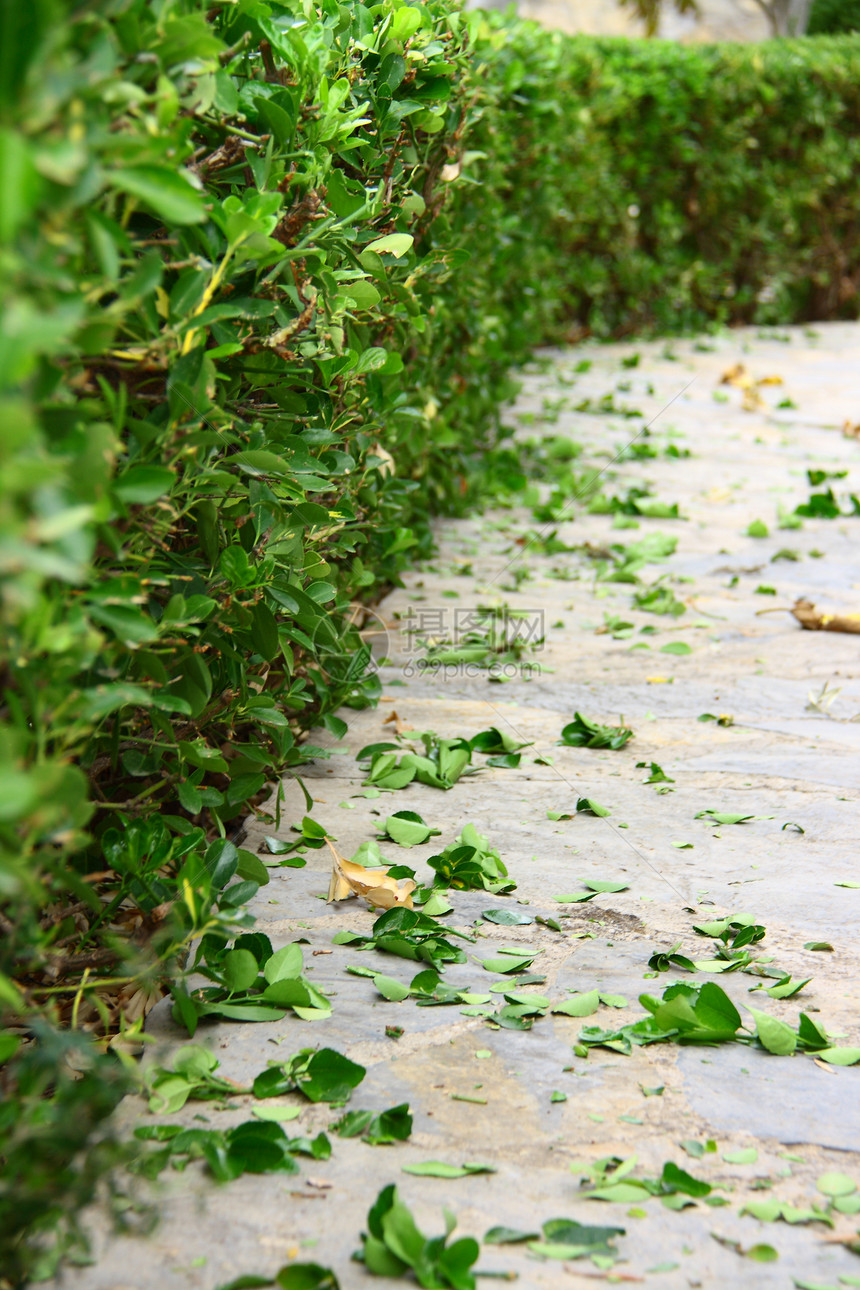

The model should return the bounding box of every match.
[500,0,770,43]
[68,323,860,1289]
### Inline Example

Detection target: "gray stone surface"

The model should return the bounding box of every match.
[58,324,860,1289]
[478,0,771,43]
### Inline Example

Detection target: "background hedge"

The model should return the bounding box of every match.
[808,0,860,33]
[482,30,860,335]
[3,1,860,1280]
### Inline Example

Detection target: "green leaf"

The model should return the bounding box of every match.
[251,602,280,661]
[374,975,410,1002]
[528,1242,601,1260]
[559,712,634,750]
[350,840,389,868]
[695,982,741,1034]
[661,1161,711,1197]
[264,944,304,985]
[296,1049,365,1103]
[364,233,413,257]
[749,1007,797,1056]
[746,1244,778,1262]
[765,976,810,1000]
[114,465,175,504]
[587,1182,651,1204]
[401,1161,495,1178]
[481,908,533,926]
[251,1104,302,1123]
[816,1047,860,1066]
[274,1263,340,1290]
[0,1033,22,1064]
[723,1147,758,1164]
[345,280,381,310]
[481,954,536,975]
[421,892,452,917]
[109,166,206,224]
[484,1226,539,1244]
[236,851,269,887]
[383,811,437,847]
[660,641,692,655]
[576,797,611,816]
[205,838,239,889]
[553,990,600,1017]
[817,1172,856,1197]
[222,948,259,993]
[701,804,752,825]
[0,128,40,242]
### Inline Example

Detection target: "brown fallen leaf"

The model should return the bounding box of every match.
[813,1058,838,1074]
[791,598,860,635]
[306,1178,332,1190]
[383,710,413,735]
[822,1230,860,1253]
[843,419,860,439]
[325,838,415,910]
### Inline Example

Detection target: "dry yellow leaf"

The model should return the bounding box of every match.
[741,387,766,412]
[369,442,395,478]
[325,839,415,910]
[720,363,752,388]
[791,599,860,636]
[720,364,781,409]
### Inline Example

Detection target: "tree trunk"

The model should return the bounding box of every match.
[752,0,813,35]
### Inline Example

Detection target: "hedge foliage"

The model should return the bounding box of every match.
[3,1,860,1280]
[808,0,860,33]
[493,31,860,334]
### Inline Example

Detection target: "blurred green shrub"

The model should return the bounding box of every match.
[475,30,860,335]
[0,1027,136,1284]
[808,0,860,33]
[3,1,860,1280]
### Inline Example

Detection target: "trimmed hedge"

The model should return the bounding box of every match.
[809,0,860,33]
[3,2,860,1279]
[479,31,860,335]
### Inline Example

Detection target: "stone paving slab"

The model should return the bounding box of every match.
[61,323,860,1290]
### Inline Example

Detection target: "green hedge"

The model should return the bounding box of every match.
[809,0,860,34]
[479,30,860,335]
[4,2,860,1279]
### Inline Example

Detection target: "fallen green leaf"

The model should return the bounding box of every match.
[402,1161,495,1178]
